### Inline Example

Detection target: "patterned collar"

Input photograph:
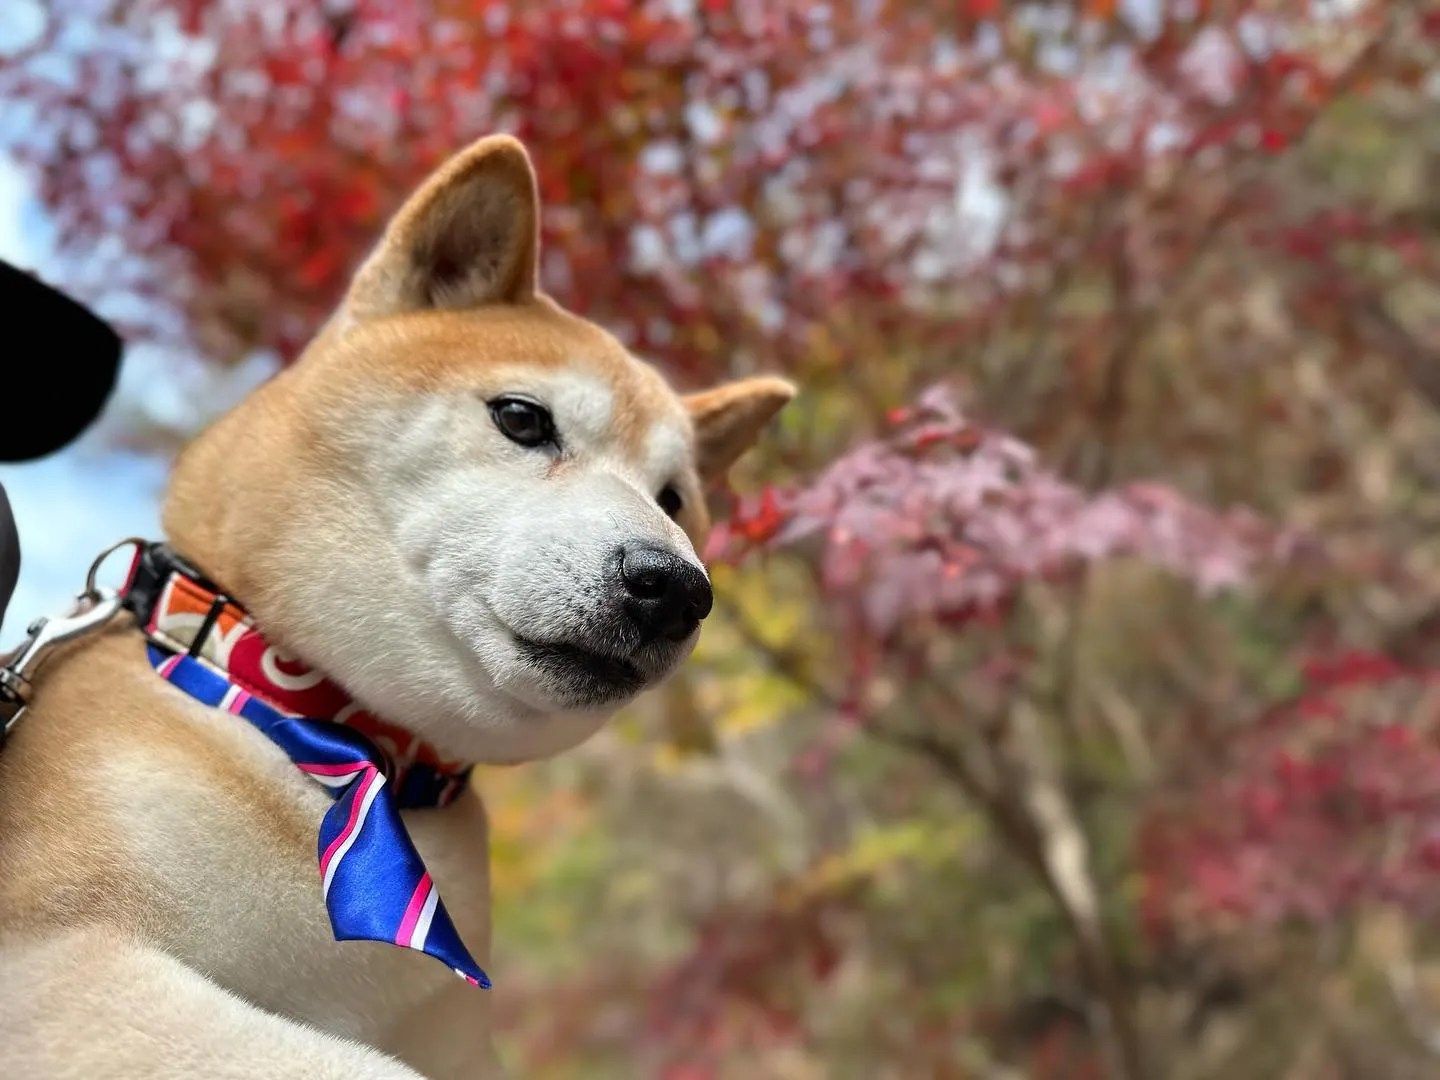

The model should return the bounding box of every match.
[122,543,474,808]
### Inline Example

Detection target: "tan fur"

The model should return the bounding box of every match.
[685,376,795,481]
[0,135,793,1078]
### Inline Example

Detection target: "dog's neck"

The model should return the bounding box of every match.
[123,542,474,804]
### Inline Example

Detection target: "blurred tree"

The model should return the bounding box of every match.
[7,1,1440,1077]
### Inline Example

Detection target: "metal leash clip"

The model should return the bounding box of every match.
[0,538,144,745]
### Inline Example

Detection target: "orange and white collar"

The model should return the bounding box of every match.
[123,542,473,806]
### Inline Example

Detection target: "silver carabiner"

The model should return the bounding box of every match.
[0,591,125,741]
[84,536,147,602]
[0,536,144,743]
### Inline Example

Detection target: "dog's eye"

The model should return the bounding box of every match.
[489,397,557,449]
[657,485,683,519]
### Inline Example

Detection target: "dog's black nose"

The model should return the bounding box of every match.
[619,546,713,641]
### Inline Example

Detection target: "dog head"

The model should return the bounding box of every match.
[163,136,793,763]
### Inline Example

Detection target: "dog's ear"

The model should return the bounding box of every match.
[685,376,796,483]
[343,135,540,321]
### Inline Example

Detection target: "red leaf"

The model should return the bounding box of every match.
[296,250,339,288]
[1259,129,1289,154]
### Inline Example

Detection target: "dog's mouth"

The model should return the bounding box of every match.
[513,635,646,705]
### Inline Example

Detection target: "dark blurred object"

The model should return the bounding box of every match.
[0,486,17,634]
[0,260,122,463]
[0,259,124,630]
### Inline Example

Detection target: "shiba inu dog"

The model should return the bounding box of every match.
[0,135,793,1079]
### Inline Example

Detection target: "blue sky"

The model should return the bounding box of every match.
[0,156,275,636]
[0,158,168,635]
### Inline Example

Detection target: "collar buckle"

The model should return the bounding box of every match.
[120,541,217,627]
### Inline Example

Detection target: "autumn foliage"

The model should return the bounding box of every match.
[8,0,1440,1076]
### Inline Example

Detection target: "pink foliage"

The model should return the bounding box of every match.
[1141,656,1440,934]
[717,386,1316,636]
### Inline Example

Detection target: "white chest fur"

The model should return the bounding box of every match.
[101,688,498,1074]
